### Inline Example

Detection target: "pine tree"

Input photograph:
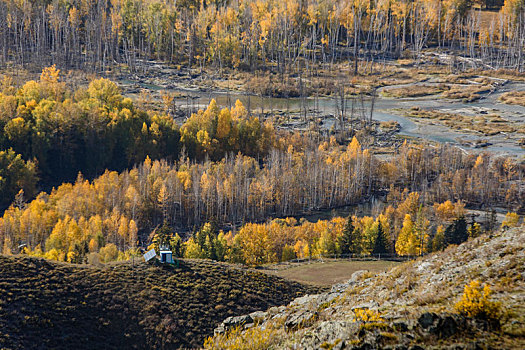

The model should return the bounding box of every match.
[338,215,354,255]
[432,225,445,252]
[349,227,362,256]
[155,223,172,250]
[215,232,228,261]
[484,209,497,232]
[444,216,468,247]
[196,223,217,260]
[457,217,468,243]
[372,221,389,255]
[170,233,182,258]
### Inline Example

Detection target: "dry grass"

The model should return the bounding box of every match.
[499,91,525,107]
[205,228,525,349]
[441,83,494,101]
[406,108,522,136]
[479,69,525,82]
[381,84,447,98]
[266,260,400,286]
[380,121,400,131]
[380,79,496,101]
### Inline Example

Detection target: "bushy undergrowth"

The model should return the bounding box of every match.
[353,308,385,323]
[455,280,502,322]
[0,256,318,349]
[204,325,279,350]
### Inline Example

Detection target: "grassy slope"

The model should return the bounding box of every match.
[0,257,319,349]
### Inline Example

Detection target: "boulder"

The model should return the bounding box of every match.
[418,312,462,338]
[248,310,267,324]
[316,292,340,308]
[290,294,319,307]
[214,314,253,335]
[432,315,460,338]
[285,310,318,331]
[418,312,439,329]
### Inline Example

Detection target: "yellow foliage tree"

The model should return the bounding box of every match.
[501,212,520,229]
[395,214,419,256]
[99,243,119,263]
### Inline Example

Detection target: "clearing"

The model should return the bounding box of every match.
[265,259,400,286]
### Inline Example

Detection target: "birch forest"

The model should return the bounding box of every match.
[0,0,524,72]
[0,0,524,266]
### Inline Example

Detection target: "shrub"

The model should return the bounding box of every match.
[501,212,521,229]
[455,280,502,321]
[203,325,278,350]
[353,308,384,323]
[99,243,119,263]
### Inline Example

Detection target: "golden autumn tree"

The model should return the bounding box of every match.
[395,214,418,256]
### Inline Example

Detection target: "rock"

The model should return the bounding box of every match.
[320,321,357,341]
[267,305,286,315]
[393,346,409,350]
[350,270,370,283]
[291,294,319,307]
[214,314,254,334]
[331,282,351,293]
[416,261,433,272]
[418,312,462,338]
[248,310,267,323]
[468,318,491,331]
[393,322,409,332]
[316,292,340,308]
[332,270,371,293]
[333,340,346,350]
[432,315,460,338]
[351,301,380,311]
[377,332,399,346]
[224,314,254,327]
[285,310,318,330]
[418,312,439,329]
[298,321,355,349]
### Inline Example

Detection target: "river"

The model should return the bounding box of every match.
[121,78,525,156]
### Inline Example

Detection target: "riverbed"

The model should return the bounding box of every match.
[119,74,525,157]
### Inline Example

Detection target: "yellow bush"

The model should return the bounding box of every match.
[353,308,384,323]
[501,212,521,229]
[99,243,119,263]
[455,280,501,320]
[203,325,278,350]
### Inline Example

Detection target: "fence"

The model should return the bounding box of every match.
[271,253,418,266]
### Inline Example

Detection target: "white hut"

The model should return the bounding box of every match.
[159,245,174,264]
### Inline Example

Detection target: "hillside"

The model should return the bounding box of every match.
[0,257,319,349]
[209,227,525,349]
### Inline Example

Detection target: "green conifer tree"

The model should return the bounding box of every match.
[372,222,389,255]
[444,216,468,247]
[338,215,354,255]
[350,227,363,256]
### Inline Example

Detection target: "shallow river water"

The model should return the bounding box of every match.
[124,79,525,156]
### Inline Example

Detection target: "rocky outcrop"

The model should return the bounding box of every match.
[211,227,525,349]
